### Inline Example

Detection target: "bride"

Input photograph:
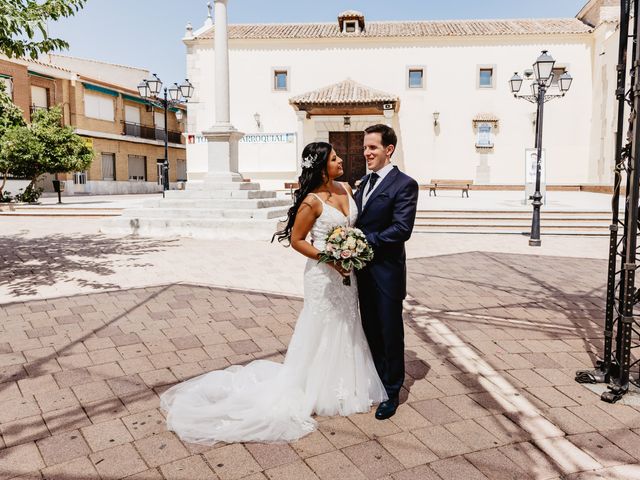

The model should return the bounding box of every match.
[160,142,387,445]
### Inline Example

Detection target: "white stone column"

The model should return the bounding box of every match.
[214,0,230,127]
[295,111,306,177]
[200,0,244,184]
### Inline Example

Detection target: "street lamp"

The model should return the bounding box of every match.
[138,74,194,197]
[510,50,572,246]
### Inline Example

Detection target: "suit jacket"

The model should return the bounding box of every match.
[354,166,419,300]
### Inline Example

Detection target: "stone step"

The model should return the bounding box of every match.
[186,181,261,191]
[414,219,610,227]
[123,205,289,220]
[417,213,613,220]
[164,190,277,200]
[141,198,291,209]
[101,217,281,241]
[413,225,608,235]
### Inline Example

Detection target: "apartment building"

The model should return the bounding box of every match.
[0,54,187,195]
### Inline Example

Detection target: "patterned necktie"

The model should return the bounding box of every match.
[367,173,379,194]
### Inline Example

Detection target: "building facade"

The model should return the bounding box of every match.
[183,0,621,191]
[0,55,188,195]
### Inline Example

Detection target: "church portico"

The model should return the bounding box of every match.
[289,78,400,185]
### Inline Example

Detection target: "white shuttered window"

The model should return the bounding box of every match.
[102,153,115,181]
[154,112,165,129]
[128,155,146,181]
[31,86,48,109]
[125,105,141,123]
[84,92,114,121]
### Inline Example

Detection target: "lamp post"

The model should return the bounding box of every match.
[137,74,194,197]
[509,51,573,246]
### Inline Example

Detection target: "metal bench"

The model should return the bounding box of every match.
[427,179,473,198]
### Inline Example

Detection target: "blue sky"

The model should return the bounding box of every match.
[48,0,589,85]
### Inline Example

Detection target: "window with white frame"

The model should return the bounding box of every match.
[177,159,187,182]
[478,67,494,88]
[101,153,116,181]
[476,123,493,147]
[84,92,114,121]
[345,21,357,32]
[154,111,165,129]
[551,67,566,88]
[73,171,87,185]
[407,68,424,89]
[128,155,146,181]
[273,69,288,91]
[125,105,141,124]
[0,75,13,99]
[31,86,48,110]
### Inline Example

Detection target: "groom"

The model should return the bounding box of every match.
[354,124,419,420]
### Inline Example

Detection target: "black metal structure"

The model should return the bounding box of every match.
[575,0,640,403]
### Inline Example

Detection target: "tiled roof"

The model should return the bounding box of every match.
[195,18,591,40]
[290,79,398,105]
[28,59,73,73]
[339,10,364,18]
[473,113,500,123]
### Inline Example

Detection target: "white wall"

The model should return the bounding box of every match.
[187,32,595,186]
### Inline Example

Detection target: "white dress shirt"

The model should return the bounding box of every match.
[363,163,394,207]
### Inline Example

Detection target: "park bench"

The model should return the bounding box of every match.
[427,179,473,198]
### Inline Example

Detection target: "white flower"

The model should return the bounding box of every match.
[301,153,318,169]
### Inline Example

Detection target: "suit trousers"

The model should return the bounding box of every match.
[357,271,405,400]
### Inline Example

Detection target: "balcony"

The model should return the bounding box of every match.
[123,122,182,144]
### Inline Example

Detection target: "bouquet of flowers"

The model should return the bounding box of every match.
[318,226,374,286]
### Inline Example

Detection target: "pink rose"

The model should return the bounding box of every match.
[340,250,352,259]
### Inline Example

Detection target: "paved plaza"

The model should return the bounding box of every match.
[1,205,640,479]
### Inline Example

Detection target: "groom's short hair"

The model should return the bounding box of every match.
[364,124,397,153]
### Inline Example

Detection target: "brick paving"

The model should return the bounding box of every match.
[0,251,639,478]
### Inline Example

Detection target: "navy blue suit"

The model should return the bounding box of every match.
[354,166,419,400]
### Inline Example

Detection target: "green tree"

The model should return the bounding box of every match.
[0,81,25,196]
[0,0,87,59]
[0,106,94,201]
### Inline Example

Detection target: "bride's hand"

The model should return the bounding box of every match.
[331,262,351,278]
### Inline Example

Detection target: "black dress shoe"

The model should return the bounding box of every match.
[375,398,399,420]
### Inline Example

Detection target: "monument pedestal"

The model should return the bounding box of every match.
[101,126,290,240]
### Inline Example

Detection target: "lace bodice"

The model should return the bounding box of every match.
[309,193,358,251]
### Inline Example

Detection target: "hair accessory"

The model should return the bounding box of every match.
[301,153,318,169]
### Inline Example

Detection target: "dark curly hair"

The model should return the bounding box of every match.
[272,141,333,244]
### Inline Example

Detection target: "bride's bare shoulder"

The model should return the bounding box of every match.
[298,193,322,215]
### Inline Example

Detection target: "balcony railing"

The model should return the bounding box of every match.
[30,105,48,115]
[123,122,182,144]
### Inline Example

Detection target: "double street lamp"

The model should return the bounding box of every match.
[509,51,573,246]
[137,74,194,196]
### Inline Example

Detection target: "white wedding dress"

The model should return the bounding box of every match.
[160,192,387,445]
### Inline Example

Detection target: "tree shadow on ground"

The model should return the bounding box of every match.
[0,232,179,298]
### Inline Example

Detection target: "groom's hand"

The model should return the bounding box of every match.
[331,262,351,277]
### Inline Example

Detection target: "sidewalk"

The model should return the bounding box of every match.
[0,249,638,479]
[32,190,619,212]
[1,206,637,479]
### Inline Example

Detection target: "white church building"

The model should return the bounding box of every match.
[182,0,620,191]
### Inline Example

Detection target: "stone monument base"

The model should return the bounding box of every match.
[101,180,290,241]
